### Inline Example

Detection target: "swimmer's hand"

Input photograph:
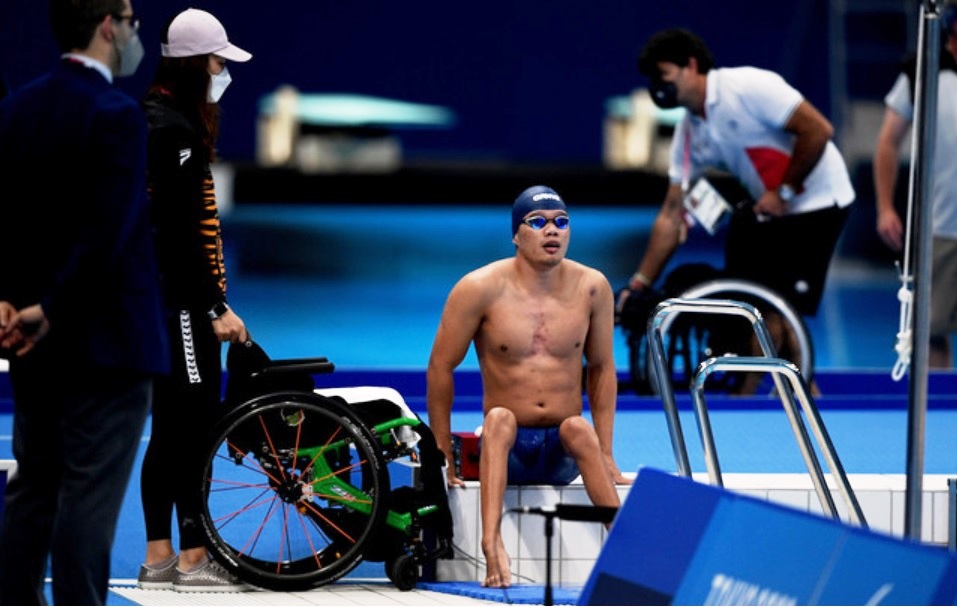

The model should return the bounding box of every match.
[446,467,466,488]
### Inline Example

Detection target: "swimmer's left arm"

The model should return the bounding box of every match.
[585,274,632,485]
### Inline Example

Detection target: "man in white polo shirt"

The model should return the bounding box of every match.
[619,28,855,320]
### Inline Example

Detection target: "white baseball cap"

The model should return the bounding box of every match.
[161,8,252,62]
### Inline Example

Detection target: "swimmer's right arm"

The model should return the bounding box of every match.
[426,276,487,487]
[426,365,465,488]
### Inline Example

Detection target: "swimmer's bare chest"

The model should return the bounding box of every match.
[476,301,588,425]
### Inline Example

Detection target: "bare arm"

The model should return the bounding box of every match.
[585,273,630,484]
[873,107,910,252]
[622,183,686,294]
[754,100,833,217]
[426,276,486,486]
[781,100,833,189]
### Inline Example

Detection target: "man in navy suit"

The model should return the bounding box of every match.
[0,0,169,603]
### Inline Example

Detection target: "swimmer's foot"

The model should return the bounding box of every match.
[482,544,511,588]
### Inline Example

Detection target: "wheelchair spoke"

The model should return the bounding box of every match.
[301,499,358,544]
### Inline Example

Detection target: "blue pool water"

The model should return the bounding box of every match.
[222,203,907,371]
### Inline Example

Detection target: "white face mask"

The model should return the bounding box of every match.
[115,30,144,77]
[208,66,231,103]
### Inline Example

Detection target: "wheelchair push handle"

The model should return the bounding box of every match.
[257,357,336,376]
[229,336,336,377]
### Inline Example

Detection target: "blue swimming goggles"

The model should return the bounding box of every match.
[522,215,570,230]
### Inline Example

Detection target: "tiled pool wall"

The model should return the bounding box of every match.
[436,473,956,586]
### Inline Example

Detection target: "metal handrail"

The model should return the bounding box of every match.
[693,356,866,526]
[646,297,866,526]
[647,298,820,479]
[676,279,813,383]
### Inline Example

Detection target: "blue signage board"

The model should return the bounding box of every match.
[580,467,957,605]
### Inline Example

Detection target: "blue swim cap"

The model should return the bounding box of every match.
[512,185,567,235]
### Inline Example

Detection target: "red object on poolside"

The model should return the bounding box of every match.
[452,432,480,480]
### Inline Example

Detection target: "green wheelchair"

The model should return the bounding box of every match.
[195,340,453,591]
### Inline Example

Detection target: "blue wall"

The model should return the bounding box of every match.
[1,0,838,165]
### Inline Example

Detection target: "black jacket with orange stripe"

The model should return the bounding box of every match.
[144,90,227,315]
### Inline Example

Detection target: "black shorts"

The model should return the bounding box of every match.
[723,205,850,316]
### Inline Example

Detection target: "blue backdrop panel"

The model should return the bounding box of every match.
[580,467,957,606]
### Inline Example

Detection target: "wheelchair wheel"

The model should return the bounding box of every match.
[386,553,419,591]
[198,391,390,591]
[632,278,814,395]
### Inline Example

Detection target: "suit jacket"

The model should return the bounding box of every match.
[0,58,169,375]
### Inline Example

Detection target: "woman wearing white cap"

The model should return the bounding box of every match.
[136,8,253,592]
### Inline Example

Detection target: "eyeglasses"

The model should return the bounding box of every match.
[522,215,570,230]
[112,13,140,31]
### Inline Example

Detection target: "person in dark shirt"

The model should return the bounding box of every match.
[0,0,169,604]
[135,8,252,592]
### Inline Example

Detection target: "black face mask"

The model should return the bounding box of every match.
[649,78,679,109]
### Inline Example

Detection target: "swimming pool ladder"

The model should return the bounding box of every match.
[647,297,867,527]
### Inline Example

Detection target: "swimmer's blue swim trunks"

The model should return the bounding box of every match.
[505,426,580,485]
